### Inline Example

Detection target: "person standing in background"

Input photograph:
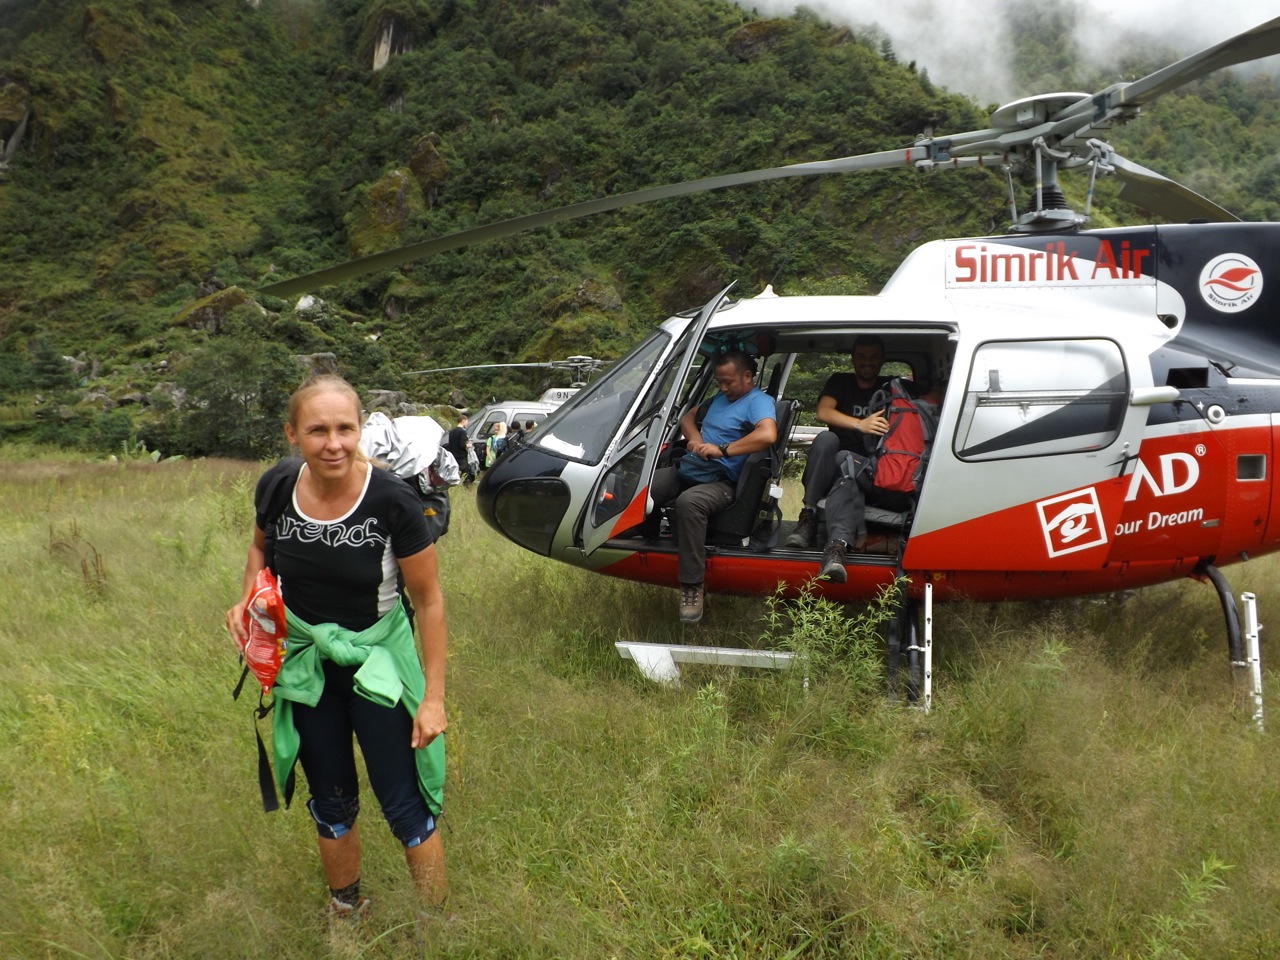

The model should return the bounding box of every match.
[446,414,474,485]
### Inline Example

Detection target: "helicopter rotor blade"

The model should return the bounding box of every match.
[1046,17,1280,135]
[1106,152,1239,223]
[405,361,557,375]
[1100,15,1280,110]
[258,148,919,297]
[405,356,608,376]
[257,18,1280,298]
[1120,15,1280,106]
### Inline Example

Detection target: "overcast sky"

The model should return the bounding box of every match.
[741,0,1278,105]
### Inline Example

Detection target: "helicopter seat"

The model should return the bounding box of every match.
[811,448,921,553]
[706,398,799,547]
[810,495,915,556]
[862,501,915,551]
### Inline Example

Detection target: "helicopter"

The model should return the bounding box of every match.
[407,355,611,441]
[406,354,609,390]
[262,16,1280,702]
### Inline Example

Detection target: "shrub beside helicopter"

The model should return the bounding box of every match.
[263,17,1280,705]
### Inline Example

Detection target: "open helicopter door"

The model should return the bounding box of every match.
[576,286,733,556]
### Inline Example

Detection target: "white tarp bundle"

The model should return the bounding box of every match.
[360,412,460,488]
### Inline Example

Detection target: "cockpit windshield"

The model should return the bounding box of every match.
[535,330,673,464]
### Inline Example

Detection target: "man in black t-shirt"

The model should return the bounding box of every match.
[446,415,473,484]
[785,336,920,580]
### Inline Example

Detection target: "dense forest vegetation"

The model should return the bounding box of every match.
[0,0,1277,457]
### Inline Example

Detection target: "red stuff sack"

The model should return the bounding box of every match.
[241,568,287,695]
[869,378,938,495]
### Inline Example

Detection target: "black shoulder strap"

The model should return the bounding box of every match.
[258,459,302,573]
[259,458,302,527]
[694,397,715,429]
[880,378,916,431]
[232,643,289,813]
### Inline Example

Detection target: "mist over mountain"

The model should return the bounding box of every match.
[743,0,1280,104]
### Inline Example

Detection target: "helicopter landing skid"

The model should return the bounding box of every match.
[1197,562,1244,666]
[615,580,936,708]
[887,581,934,712]
[1242,592,1265,733]
[614,641,802,685]
[1191,562,1264,731]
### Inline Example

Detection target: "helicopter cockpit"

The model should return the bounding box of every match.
[480,285,960,579]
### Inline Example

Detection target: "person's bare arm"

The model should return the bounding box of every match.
[816,395,888,437]
[679,404,703,446]
[399,545,447,749]
[704,417,777,459]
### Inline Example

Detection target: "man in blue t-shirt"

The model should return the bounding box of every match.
[649,350,777,624]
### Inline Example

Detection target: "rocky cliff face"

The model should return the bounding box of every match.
[371,13,413,71]
[0,76,29,169]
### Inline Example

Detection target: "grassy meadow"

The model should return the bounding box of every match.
[3,449,1280,958]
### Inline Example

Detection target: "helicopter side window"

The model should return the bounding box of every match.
[593,445,648,527]
[955,339,1127,461]
[535,331,671,464]
[513,411,547,429]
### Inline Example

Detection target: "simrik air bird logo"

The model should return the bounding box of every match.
[1199,253,1263,312]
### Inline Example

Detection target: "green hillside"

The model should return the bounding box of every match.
[0,0,1276,456]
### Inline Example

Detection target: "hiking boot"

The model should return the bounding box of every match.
[785,508,817,549]
[819,540,848,583]
[326,895,371,922]
[679,584,704,624]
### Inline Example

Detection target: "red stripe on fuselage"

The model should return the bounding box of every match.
[607,484,651,538]
[591,546,1210,603]
[595,548,901,600]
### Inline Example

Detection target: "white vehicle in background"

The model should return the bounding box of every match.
[466,399,561,445]
[399,356,600,446]
[466,384,585,443]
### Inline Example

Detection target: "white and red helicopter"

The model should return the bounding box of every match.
[264,17,1280,699]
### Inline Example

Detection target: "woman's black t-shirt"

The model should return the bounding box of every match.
[254,460,433,632]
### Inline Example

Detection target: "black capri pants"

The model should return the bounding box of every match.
[291,658,437,847]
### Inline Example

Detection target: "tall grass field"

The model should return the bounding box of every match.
[3,449,1279,959]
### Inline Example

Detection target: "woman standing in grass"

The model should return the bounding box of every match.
[225,373,448,927]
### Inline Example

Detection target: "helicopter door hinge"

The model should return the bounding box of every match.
[1112,442,1138,478]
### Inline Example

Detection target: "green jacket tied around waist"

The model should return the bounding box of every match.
[270,600,444,814]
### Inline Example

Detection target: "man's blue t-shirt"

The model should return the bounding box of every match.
[680,387,776,484]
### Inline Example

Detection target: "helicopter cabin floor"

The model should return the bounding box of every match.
[610,516,905,564]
